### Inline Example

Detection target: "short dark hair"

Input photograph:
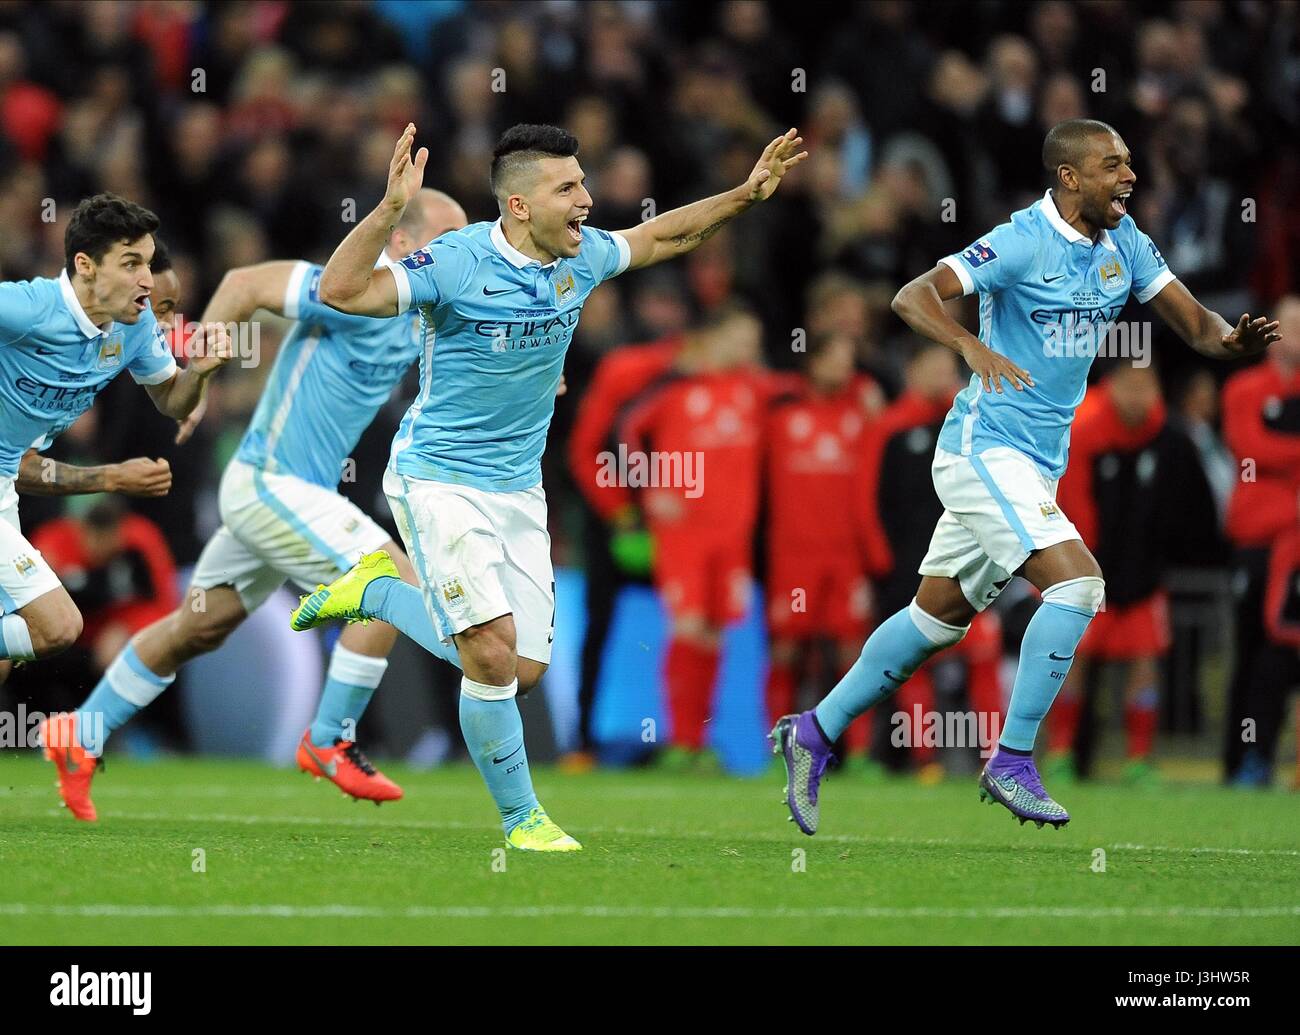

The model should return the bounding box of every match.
[64,193,160,276]
[1042,118,1119,181]
[490,124,579,200]
[150,237,173,274]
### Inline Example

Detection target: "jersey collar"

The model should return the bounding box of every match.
[1039,190,1117,252]
[490,219,559,270]
[59,269,112,337]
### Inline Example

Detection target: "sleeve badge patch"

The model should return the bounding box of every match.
[960,239,999,269]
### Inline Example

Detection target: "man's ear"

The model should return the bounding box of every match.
[507,194,529,221]
[1056,165,1079,192]
[73,252,96,279]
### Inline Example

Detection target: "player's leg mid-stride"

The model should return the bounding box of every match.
[292,547,581,852]
[776,536,1103,834]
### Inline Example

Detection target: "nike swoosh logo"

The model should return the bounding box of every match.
[302,741,338,776]
[36,347,58,355]
[492,744,523,765]
[482,286,513,296]
[986,577,1012,601]
[1048,651,1075,662]
[883,670,905,684]
[64,746,78,773]
[1043,274,1064,284]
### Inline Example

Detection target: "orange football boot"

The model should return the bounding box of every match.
[296,730,403,803]
[40,712,101,821]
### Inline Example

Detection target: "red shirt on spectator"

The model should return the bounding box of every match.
[567,336,682,521]
[1221,360,1300,547]
[32,514,179,643]
[765,373,879,563]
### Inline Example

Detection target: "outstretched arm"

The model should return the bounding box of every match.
[16,449,172,497]
[616,128,807,271]
[170,261,302,444]
[1149,280,1279,360]
[320,123,426,317]
[202,261,301,326]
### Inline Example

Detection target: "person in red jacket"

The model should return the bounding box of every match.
[565,332,683,769]
[763,330,883,764]
[31,499,179,676]
[1052,364,1171,783]
[619,305,782,767]
[856,342,1003,777]
[1220,295,1300,786]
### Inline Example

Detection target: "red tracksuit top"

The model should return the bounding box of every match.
[1221,360,1300,547]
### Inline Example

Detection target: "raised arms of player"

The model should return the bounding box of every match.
[318,123,427,318]
[892,265,1035,394]
[16,450,172,497]
[615,129,808,271]
[1147,279,1279,360]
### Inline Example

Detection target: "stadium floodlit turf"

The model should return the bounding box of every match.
[1,753,1296,945]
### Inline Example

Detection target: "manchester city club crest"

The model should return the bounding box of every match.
[554,270,575,303]
[1098,259,1124,290]
[97,333,124,369]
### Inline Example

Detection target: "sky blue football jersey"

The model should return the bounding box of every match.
[937,190,1176,479]
[386,219,631,492]
[0,271,177,478]
[235,261,423,489]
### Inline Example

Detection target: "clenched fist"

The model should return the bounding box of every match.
[110,457,172,497]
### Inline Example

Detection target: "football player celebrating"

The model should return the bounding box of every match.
[43,190,468,821]
[291,122,806,851]
[0,196,228,688]
[773,118,1279,834]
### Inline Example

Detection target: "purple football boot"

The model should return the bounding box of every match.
[979,748,1070,828]
[770,711,835,835]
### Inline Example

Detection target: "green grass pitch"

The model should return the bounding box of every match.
[1,753,1296,945]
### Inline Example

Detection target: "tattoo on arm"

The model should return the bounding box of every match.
[16,454,113,495]
[670,219,729,248]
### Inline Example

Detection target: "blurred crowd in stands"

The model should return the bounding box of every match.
[2,0,1298,784]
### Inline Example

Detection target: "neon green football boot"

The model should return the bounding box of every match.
[290,549,399,631]
[506,807,583,852]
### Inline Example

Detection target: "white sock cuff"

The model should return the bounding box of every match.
[1042,576,1105,615]
[0,614,35,660]
[328,644,389,689]
[106,648,174,707]
[460,675,518,702]
[908,599,970,648]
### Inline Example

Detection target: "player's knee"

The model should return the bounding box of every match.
[516,661,547,695]
[177,605,241,655]
[1042,576,1106,615]
[908,599,969,649]
[457,623,516,682]
[32,606,83,657]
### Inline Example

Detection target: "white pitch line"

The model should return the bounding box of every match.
[1109,841,1300,858]
[0,903,1297,921]
[16,808,1299,860]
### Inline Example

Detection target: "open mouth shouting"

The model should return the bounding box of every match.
[1110,188,1132,221]
[133,292,150,313]
[565,213,586,245]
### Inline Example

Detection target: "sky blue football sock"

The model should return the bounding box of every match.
[310,644,388,746]
[360,576,461,669]
[0,614,35,660]
[458,678,539,834]
[815,602,964,742]
[1000,600,1095,751]
[77,642,174,755]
